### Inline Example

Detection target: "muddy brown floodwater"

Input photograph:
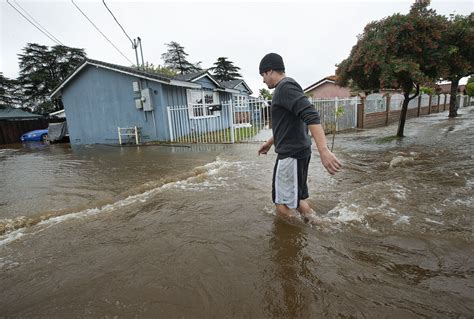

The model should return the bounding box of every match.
[1,107,473,318]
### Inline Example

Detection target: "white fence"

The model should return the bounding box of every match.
[362,93,464,114]
[458,95,473,108]
[166,94,474,144]
[309,97,359,131]
[167,99,271,144]
[167,97,358,144]
[365,93,386,113]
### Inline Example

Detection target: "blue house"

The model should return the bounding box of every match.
[219,79,253,125]
[50,59,253,145]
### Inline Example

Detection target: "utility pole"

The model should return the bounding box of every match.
[132,39,139,70]
[138,37,145,70]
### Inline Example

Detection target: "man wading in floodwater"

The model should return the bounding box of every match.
[257,53,342,222]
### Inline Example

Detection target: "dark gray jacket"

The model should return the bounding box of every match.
[271,77,320,159]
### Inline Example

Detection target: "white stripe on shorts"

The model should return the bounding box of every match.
[275,157,298,209]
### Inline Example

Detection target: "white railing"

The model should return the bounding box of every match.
[365,93,386,113]
[363,93,458,114]
[166,94,474,144]
[309,97,359,132]
[118,126,141,145]
[169,99,272,144]
[167,97,358,144]
[390,94,404,111]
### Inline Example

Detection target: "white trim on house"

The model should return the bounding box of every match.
[233,94,249,108]
[50,63,89,98]
[169,80,201,89]
[50,109,66,118]
[221,80,253,95]
[186,89,221,119]
[215,88,240,94]
[235,80,253,94]
[50,61,201,98]
[303,79,335,93]
[191,73,222,87]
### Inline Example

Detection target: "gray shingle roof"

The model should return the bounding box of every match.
[85,59,173,83]
[219,80,242,89]
[50,58,175,96]
[173,70,209,82]
[219,79,253,94]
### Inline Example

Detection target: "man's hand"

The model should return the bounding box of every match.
[258,139,273,155]
[320,148,342,175]
[308,124,342,175]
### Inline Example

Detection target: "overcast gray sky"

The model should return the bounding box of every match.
[1,0,472,95]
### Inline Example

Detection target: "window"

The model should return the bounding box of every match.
[187,89,220,118]
[233,94,248,108]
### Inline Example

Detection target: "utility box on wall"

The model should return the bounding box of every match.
[141,88,154,111]
[132,81,143,109]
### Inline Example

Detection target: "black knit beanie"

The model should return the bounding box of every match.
[259,53,285,74]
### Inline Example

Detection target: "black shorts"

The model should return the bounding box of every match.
[272,155,311,209]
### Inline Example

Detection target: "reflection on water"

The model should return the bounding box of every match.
[264,219,313,318]
[1,107,473,317]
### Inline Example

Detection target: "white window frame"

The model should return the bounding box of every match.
[186,89,221,119]
[233,94,249,108]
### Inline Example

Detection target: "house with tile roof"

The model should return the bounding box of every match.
[303,75,352,99]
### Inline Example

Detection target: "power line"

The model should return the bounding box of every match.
[102,0,134,48]
[70,0,134,65]
[6,0,61,45]
[13,0,64,45]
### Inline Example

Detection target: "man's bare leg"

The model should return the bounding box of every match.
[275,204,298,220]
[297,199,320,223]
[297,199,330,225]
[297,199,312,216]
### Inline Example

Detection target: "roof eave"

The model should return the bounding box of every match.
[192,73,223,88]
[215,88,240,94]
[50,62,88,98]
[303,79,335,93]
[50,60,200,98]
[239,81,253,95]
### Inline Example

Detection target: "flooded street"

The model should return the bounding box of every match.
[1,107,473,318]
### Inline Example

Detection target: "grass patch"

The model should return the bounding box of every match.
[375,135,401,144]
[175,126,259,143]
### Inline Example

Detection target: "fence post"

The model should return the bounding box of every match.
[166,106,174,142]
[357,96,365,129]
[228,99,235,144]
[385,94,390,125]
[135,126,139,145]
[334,97,339,131]
[417,94,422,117]
[353,97,358,128]
[118,127,122,145]
[428,95,432,115]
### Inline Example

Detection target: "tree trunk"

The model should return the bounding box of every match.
[397,93,410,137]
[449,77,460,118]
